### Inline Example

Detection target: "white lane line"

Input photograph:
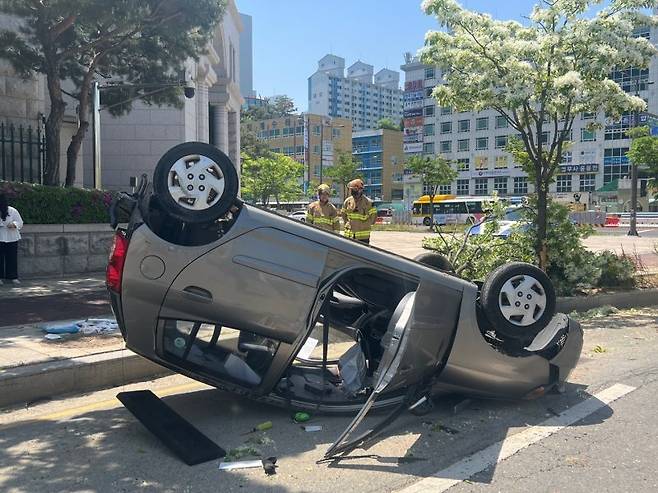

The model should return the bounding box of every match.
[397,383,636,493]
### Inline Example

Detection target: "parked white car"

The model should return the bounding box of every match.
[289,210,307,222]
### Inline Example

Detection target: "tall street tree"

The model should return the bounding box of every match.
[406,154,456,229]
[241,153,304,206]
[422,0,656,268]
[324,151,361,200]
[241,95,297,122]
[0,0,225,186]
[627,126,658,196]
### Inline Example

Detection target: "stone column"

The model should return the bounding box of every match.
[212,104,229,154]
[227,110,238,166]
[195,83,209,143]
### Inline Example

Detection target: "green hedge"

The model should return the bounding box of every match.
[0,181,114,224]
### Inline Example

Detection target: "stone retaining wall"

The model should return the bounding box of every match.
[17,224,113,279]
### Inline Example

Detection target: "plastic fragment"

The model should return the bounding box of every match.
[302,425,322,432]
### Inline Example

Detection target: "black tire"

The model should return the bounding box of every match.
[414,252,455,273]
[480,262,556,342]
[153,142,239,223]
[422,216,431,226]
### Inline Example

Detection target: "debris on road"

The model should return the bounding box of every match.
[224,445,262,462]
[293,412,311,423]
[592,345,608,353]
[241,421,273,435]
[219,459,263,470]
[302,425,323,432]
[569,305,619,321]
[43,333,63,340]
[42,318,119,340]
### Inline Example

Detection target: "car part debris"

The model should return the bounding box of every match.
[219,460,262,470]
[302,425,323,432]
[117,390,226,465]
[262,456,278,475]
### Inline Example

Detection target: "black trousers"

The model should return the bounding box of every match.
[0,241,18,280]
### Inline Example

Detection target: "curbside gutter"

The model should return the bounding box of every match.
[0,349,172,410]
[2,288,657,409]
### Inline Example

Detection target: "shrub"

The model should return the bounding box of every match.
[0,181,114,224]
[423,199,636,296]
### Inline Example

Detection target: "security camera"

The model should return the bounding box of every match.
[184,80,195,99]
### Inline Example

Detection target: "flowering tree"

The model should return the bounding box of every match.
[421,0,657,268]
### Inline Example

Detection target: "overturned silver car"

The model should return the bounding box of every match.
[107,143,582,458]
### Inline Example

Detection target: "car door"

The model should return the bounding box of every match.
[325,277,462,458]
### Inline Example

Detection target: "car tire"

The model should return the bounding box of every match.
[422,216,431,226]
[153,142,239,223]
[414,252,455,273]
[480,262,556,342]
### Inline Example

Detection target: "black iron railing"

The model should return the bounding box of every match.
[0,122,46,184]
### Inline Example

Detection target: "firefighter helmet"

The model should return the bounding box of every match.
[347,179,364,191]
[317,183,331,195]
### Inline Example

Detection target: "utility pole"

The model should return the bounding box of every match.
[319,119,325,185]
[92,81,101,189]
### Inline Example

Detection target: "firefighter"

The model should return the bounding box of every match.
[306,184,340,232]
[341,178,377,244]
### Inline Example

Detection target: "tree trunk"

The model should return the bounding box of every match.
[44,71,66,186]
[66,70,95,187]
[535,174,548,271]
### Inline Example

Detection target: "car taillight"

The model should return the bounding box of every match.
[106,231,128,293]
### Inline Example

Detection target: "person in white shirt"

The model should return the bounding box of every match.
[0,193,23,285]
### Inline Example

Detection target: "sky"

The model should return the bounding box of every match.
[237,0,544,111]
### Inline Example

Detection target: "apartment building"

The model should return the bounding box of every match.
[244,113,353,199]
[400,22,658,211]
[308,54,403,131]
[352,128,404,202]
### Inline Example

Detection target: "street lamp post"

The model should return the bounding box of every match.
[91,79,195,189]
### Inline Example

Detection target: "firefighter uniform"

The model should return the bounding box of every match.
[341,180,377,244]
[306,200,340,232]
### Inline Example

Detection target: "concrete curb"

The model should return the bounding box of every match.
[557,288,658,313]
[0,349,172,409]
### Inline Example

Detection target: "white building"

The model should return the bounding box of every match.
[400,23,658,210]
[84,1,244,190]
[308,54,403,131]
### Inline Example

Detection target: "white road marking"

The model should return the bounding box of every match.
[396,383,636,493]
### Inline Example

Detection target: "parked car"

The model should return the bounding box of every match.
[470,206,525,238]
[107,142,582,458]
[289,210,307,222]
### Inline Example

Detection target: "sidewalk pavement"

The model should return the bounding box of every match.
[0,274,170,409]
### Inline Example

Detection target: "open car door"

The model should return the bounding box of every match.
[325,284,461,459]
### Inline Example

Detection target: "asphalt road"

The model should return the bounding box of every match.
[0,308,656,493]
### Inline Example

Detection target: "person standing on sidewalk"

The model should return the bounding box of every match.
[0,193,23,285]
[341,178,377,244]
[306,184,340,232]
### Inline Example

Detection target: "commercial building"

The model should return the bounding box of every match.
[352,128,404,202]
[400,21,658,211]
[83,1,245,190]
[308,55,403,131]
[238,13,255,99]
[244,113,353,200]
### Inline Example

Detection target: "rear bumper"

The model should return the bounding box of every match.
[549,317,583,384]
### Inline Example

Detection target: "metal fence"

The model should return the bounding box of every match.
[0,122,46,184]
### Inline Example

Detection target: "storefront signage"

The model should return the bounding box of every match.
[470,169,510,178]
[403,107,423,118]
[404,116,424,128]
[404,142,424,153]
[404,80,423,92]
[559,163,599,174]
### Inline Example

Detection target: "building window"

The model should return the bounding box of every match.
[495,135,508,149]
[541,131,550,144]
[457,158,470,171]
[474,156,488,170]
[332,128,341,138]
[513,177,528,194]
[423,142,435,154]
[424,105,435,117]
[476,117,489,131]
[581,128,596,142]
[579,173,596,192]
[603,147,630,183]
[562,151,572,164]
[440,106,452,115]
[313,145,320,154]
[494,177,508,195]
[439,184,451,194]
[425,87,434,98]
[458,119,470,133]
[457,139,470,152]
[474,178,488,196]
[440,121,452,134]
[313,125,321,136]
[495,115,508,129]
[495,155,508,169]
[457,179,469,195]
[424,124,435,136]
[475,137,489,150]
[440,140,452,153]
[556,175,572,193]
[581,112,596,120]
[424,67,435,79]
